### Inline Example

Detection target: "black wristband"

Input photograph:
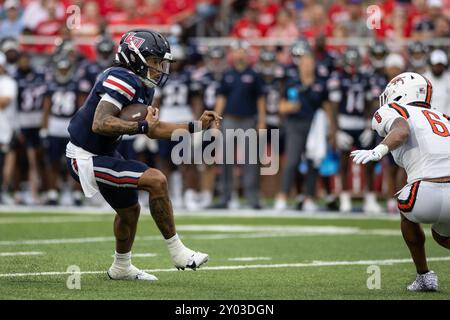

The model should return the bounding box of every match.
[188,121,195,133]
[137,120,149,134]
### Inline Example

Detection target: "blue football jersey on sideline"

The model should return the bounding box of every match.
[68,66,154,155]
[195,71,221,111]
[15,68,47,129]
[328,71,371,117]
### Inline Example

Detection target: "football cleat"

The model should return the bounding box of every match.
[172,248,209,271]
[107,264,158,281]
[407,271,438,292]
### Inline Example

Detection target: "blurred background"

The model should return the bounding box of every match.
[0,0,449,214]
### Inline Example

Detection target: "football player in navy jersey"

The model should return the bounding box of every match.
[66,29,220,281]
[42,56,83,205]
[328,47,381,213]
[15,52,47,205]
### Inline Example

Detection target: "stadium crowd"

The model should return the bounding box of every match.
[0,0,449,214]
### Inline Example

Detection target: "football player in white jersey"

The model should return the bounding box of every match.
[351,72,450,292]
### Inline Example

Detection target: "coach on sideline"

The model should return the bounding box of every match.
[213,40,266,209]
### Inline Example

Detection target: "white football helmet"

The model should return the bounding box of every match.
[379,72,432,108]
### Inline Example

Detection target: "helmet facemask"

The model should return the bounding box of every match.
[119,40,172,88]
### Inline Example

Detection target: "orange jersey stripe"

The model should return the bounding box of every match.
[389,103,409,119]
[398,181,420,212]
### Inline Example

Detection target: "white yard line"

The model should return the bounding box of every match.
[0,256,449,278]
[0,205,399,220]
[0,251,44,257]
[228,257,272,261]
[0,217,110,224]
[0,228,403,246]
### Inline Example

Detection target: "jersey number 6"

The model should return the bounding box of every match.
[422,110,450,137]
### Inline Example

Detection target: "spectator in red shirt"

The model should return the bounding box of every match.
[162,0,195,25]
[327,0,350,25]
[109,0,151,39]
[256,0,281,31]
[301,4,333,39]
[141,0,169,25]
[231,4,266,39]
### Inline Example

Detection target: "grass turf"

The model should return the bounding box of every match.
[0,211,449,300]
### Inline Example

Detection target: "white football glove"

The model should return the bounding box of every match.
[359,128,374,148]
[351,144,389,165]
[336,130,354,151]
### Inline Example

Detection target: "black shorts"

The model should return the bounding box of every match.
[21,128,41,149]
[67,151,149,209]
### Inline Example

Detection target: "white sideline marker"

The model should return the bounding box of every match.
[0,256,449,278]
[228,257,272,261]
[0,251,44,257]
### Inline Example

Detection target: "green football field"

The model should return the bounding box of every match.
[0,209,449,300]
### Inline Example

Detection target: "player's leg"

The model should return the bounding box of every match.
[23,129,41,204]
[400,215,429,274]
[275,120,308,210]
[181,164,201,211]
[431,228,450,249]
[399,182,439,291]
[0,147,5,203]
[138,168,209,270]
[45,136,64,205]
[339,150,352,212]
[114,203,141,253]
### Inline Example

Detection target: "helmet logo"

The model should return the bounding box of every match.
[123,32,145,50]
[390,76,405,85]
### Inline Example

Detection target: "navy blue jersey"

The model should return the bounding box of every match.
[156,70,193,109]
[315,52,336,80]
[328,71,372,117]
[45,78,80,119]
[155,70,195,122]
[193,71,221,111]
[217,66,264,117]
[369,70,388,103]
[15,68,47,128]
[68,66,154,155]
[262,76,283,127]
[77,60,103,94]
[284,74,328,121]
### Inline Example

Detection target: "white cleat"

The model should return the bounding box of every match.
[339,192,352,213]
[107,265,158,281]
[274,198,287,211]
[407,271,438,292]
[302,198,318,212]
[172,248,209,271]
[363,193,383,215]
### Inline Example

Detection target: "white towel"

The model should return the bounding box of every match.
[306,109,328,168]
[66,142,99,198]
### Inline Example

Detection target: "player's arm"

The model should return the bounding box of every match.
[378,117,410,151]
[92,101,141,136]
[257,95,266,130]
[0,96,12,109]
[214,95,226,118]
[41,95,51,130]
[351,110,409,165]
[147,108,222,139]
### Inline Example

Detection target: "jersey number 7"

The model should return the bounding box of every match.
[422,110,450,137]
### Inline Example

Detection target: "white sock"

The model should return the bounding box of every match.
[112,251,131,269]
[165,234,186,257]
